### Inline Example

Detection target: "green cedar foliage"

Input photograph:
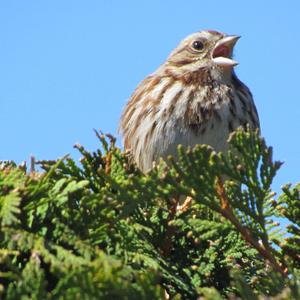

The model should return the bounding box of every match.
[0,128,299,299]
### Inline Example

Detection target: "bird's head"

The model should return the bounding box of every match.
[166,30,240,78]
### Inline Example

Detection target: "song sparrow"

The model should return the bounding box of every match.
[120,30,260,172]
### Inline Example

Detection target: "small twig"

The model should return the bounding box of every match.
[177,196,193,213]
[160,197,179,256]
[18,161,27,173]
[105,151,112,175]
[216,177,288,276]
[106,133,116,146]
[30,155,35,174]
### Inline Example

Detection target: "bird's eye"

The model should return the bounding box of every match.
[192,40,204,51]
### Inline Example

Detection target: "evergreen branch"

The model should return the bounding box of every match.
[0,130,299,299]
[216,177,287,276]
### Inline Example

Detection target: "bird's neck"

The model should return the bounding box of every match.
[161,65,234,86]
[210,66,234,84]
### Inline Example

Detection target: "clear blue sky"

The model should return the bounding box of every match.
[0,1,299,195]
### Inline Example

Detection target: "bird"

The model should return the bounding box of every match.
[120,30,260,173]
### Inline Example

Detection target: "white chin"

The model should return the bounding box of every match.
[212,56,238,67]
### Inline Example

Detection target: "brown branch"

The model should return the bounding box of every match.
[216,177,288,276]
[160,197,179,256]
[177,196,193,213]
[30,155,35,174]
[105,152,112,175]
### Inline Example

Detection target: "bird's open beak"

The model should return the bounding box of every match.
[212,35,240,67]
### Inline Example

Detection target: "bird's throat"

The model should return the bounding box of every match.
[210,66,233,84]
